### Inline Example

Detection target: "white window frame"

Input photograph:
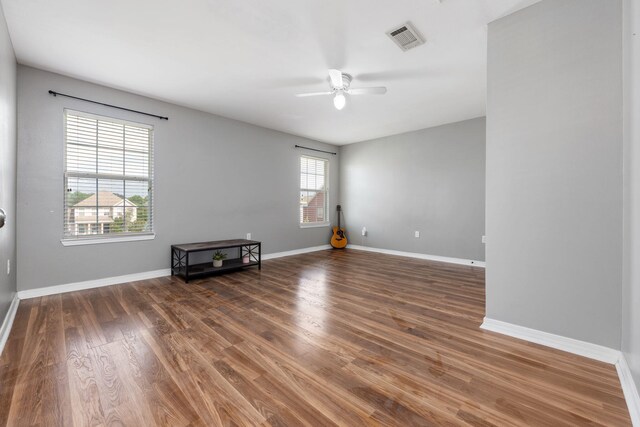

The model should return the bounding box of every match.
[61,109,155,246]
[299,155,330,228]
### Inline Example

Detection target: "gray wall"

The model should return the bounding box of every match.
[0,4,17,320]
[17,66,339,292]
[486,0,623,348]
[623,0,640,388]
[339,117,486,262]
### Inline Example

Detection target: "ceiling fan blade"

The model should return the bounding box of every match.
[348,87,387,95]
[328,69,344,89]
[295,91,334,97]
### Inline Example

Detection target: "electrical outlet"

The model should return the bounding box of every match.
[414,231,420,238]
[246,233,251,240]
[482,235,486,244]
[6,259,9,275]
[361,227,367,236]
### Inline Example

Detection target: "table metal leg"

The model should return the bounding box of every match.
[171,247,175,276]
[185,252,190,283]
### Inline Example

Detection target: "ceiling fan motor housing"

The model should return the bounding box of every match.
[331,73,352,91]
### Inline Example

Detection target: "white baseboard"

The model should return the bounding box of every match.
[16,245,334,300]
[617,354,640,426]
[17,244,471,300]
[480,317,621,364]
[348,244,485,268]
[0,294,19,357]
[17,268,171,299]
[481,318,640,425]
[262,244,332,260]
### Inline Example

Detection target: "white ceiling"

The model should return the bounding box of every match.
[1,0,540,145]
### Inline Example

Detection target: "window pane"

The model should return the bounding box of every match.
[66,115,97,173]
[64,111,153,239]
[98,120,124,150]
[97,146,124,175]
[125,180,151,233]
[97,179,125,235]
[299,156,328,224]
[65,177,97,237]
[299,190,308,223]
[125,125,150,152]
[300,190,322,223]
[66,139,97,174]
[124,150,149,178]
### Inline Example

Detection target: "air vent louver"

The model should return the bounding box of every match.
[386,22,425,52]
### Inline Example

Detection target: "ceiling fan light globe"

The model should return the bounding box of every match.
[333,92,346,110]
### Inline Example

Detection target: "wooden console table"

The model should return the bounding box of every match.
[171,239,261,282]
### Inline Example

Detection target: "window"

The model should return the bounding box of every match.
[299,156,329,226]
[63,110,153,242]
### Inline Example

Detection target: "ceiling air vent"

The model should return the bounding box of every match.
[386,22,425,52]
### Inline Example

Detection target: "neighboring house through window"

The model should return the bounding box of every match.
[71,191,139,235]
[63,110,153,241]
[299,155,329,226]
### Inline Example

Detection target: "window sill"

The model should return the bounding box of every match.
[299,222,330,229]
[61,233,155,246]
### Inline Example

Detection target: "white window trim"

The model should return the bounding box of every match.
[299,222,330,229]
[299,155,330,228]
[61,233,155,246]
[62,109,154,243]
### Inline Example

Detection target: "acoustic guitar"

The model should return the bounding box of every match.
[330,205,348,249]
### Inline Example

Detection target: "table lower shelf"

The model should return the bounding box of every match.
[172,258,259,280]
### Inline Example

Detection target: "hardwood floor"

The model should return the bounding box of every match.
[0,249,631,426]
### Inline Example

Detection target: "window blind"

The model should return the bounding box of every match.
[299,156,328,225]
[63,110,154,240]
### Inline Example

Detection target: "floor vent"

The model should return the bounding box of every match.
[386,22,425,52]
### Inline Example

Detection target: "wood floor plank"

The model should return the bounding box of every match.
[0,249,632,426]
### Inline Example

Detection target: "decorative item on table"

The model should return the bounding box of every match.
[212,250,227,267]
[242,254,250,264]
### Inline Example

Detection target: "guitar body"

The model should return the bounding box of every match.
[331,227,348,248]
[330,205,348,249]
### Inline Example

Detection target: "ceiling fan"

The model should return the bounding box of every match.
[296,69,387,110]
